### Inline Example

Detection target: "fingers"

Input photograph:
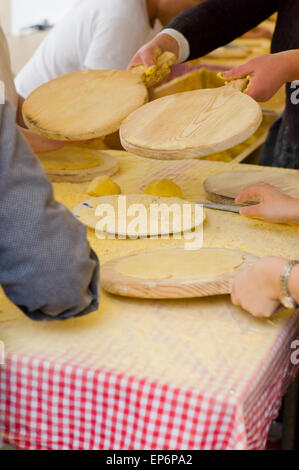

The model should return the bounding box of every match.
[243,77,267,101]
[239,204,263,218]
[235,182,277,205]
[128,45,156,69]
[222,61,253,80]
[235,183,267,204]
[231,281,240,306]
[236,188,259,205]
[231,272,280,318]
[128,54,143,69]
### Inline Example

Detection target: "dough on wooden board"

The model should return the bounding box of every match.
[73,194,205,236]
[23,70,148,141]
[87,176,121,197]
[117,249,244,280]
[144,179,183,198]
[38,146,104,170]
[120,87,262,159]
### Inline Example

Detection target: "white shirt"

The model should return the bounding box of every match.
[16,0,159,98]
[0,27,17,108]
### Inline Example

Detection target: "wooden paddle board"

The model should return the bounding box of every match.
[37,146,119,182]
[204,169,299,204]
[101,247,258,299]
[23,52,177,142]
[120,86,262,160]
[73,194,205,237]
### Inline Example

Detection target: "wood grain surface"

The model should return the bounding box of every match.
[120,87,262,160]
[101,247,258,299]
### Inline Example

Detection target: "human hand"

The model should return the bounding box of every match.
[128,34,179,69]
[236,182,299,225]
[222,52,290,101]
[231,256,286,317]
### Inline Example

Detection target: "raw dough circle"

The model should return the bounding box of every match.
[87,176,121,197]
[120,87,262,159]
[23,69,148,141]
[117,249,244,280]
[73,194,205,237]
[38,146,104,171]
[37,146,119,183]
[144,179,183,198]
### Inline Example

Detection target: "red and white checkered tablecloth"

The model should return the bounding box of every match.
[1,305,298,450]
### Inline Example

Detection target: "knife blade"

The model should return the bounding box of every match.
[196,201,242,214]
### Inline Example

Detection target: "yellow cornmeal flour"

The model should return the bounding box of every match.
[0,154,298,389]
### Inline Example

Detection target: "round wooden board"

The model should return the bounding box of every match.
[73,195,205,237]
[120,87,262,160]
[101,248,258,299]
[38,148,119,183]
[204,169,299,204]
[23,70,148,141]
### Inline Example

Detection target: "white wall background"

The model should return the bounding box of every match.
[11,0,80,34]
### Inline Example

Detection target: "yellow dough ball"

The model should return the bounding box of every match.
[87,176,121,197]
[144,179,183,198]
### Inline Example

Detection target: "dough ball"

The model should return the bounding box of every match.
[144,179,183,198]
[87,176,121,197]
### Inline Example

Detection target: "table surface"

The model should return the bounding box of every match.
[1,154,299,450]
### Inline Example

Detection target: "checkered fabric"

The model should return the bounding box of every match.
[1,311,298,451]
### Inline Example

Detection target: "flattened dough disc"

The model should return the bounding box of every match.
[38,146,119,182]
[120,87,262,160]
[101,248,258,299]
[73,194,205,237]
[23,70,148,141]
[204,170,299,204]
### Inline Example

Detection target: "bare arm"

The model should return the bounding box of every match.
[129,0,278,67]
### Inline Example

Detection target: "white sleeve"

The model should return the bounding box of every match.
[15,58,46,98]
[157,28,190,63]
[84,16,147,70]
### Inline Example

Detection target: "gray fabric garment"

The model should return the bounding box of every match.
[260,112,299,169]
[0,101,99,321]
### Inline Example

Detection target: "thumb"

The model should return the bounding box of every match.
[140,48,156,68]
[128,45,156,69]
[222,62,252,80]
[239,204,262,218]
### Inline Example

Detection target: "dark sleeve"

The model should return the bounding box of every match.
[167,0,278,61]
[0,101,99,322]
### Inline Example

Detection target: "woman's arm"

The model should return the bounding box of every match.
[129,0,278,67]
[168,0,278,61]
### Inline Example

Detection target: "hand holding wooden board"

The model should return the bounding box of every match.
[101,248,258,299]
[204,170,299,204]
[22,52,177,142]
